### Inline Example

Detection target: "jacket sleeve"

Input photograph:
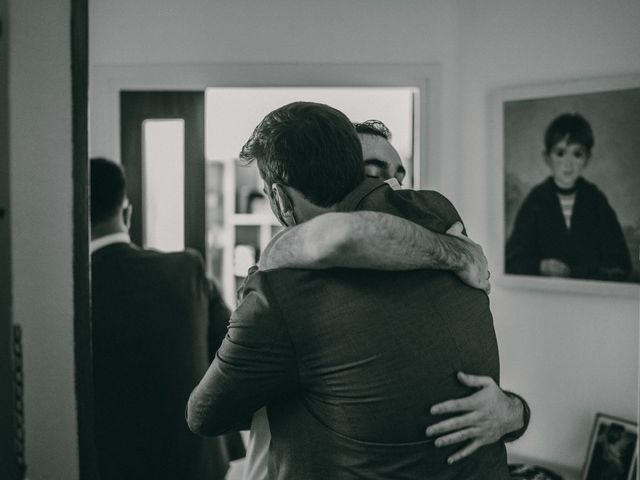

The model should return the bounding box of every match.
[505,193,540,275]
[184,248,233,359]
[207,277,232,359]
[187,271,298,436]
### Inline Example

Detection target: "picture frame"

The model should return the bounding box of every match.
[489,75,640,297]
[581,413,638,480]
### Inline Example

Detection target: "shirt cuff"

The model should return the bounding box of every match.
[501,390,530,442]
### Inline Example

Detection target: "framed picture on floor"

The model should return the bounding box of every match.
[489,74,640,297]
[581,413,637,480]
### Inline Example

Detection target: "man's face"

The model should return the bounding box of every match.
[359,133,406,185]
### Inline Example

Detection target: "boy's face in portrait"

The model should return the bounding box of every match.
[544,137,590,189]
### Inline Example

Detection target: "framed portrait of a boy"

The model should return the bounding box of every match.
[490,75,640,296]
[581,413,637,480]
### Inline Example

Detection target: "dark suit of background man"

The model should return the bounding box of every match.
[187,102,519,479]
[90,157,244,480]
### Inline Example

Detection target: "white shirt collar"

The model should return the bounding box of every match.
[384,177,402,190]
[90,232,131,254]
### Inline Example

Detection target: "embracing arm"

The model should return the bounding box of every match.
[260,211,491,293]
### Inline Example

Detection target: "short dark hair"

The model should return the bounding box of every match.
[239,102,364,207]
[354,119,392,140]
[90,157,127,225]
[544,113,594,153]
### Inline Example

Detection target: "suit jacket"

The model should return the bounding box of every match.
[188,179,509,479]
[91,243,244,480]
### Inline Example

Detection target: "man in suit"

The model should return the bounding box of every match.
[238,116,507,479]
[90,157,244,480]
[187,103,520,478]
[243,119,529,477]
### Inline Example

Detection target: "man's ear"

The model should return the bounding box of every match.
[271,183,297,226]
[123,202,133,229]
[542,150,550,167]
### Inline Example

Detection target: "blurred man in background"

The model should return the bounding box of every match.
[90,157,244,480]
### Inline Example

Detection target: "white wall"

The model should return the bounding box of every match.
[90,0,455,64]
[90,0,639,472]
[9,0,79,478]
[90,0,460,193]
[205,88,415,165]
[455,0,640,469]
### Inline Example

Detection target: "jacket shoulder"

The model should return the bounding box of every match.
[395,188,452,205]
[115,247,206,282]
[389,188,462,230]
[140,246,202,265]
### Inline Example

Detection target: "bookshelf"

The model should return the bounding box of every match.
[205,158,282,307]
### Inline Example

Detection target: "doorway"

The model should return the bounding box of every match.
[89,62,438,478]
[204,86,417,305]
[120,86,418,306]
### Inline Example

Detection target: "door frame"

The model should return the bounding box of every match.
[84,61,440,477]
[72,0,95,478]
[2,0,92,478]
[0,0,18,476]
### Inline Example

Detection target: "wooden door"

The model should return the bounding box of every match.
[120,91,205,256]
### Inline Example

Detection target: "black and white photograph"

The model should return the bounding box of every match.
[582,414,638,480]
[3,2,639,480]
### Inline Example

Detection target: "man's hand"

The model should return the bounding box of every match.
[540,258,571,277]
[425,372,523,464]
[446,222,491,294]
